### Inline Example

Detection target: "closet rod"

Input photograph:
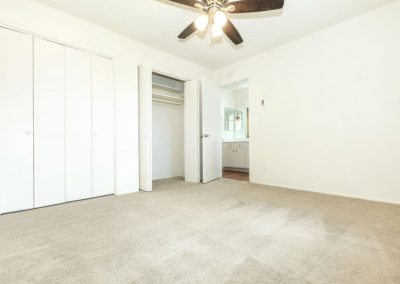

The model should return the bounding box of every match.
[152,98,183,106]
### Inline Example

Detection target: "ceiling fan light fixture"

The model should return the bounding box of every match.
[171,0,285,45]
[214,11,227,28]
[211,23,223,38]
[195,14,209,31]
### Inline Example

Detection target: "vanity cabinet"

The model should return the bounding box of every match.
[223,142,249,169]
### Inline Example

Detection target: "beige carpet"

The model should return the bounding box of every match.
[1,178,399,283]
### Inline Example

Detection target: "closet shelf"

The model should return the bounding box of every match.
[152,92,184,101]
[152,83,183,95]
[152,98,183,105]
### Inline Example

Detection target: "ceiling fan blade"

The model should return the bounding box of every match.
[230,0,284,13]
[178,21,197,39]
[222,19,243,45]
[168,0,200,8]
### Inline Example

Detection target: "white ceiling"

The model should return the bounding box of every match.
[36,0,395,69]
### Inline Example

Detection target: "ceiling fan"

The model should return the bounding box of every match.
[168,0,284,45]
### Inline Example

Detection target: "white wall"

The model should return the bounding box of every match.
[0,0,212,195]
[216,1,400,204]
[233,89,249,110]
[222,91,235,110]
[152,102,184,180]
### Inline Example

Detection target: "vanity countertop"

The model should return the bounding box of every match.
[223,140,249,143]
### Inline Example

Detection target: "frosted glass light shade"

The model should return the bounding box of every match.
[211,23,223,38]
[214,11,227,28]
[195,15,209,31]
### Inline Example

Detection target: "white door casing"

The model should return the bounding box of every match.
[184,79,201,183]
[138,65,152,191]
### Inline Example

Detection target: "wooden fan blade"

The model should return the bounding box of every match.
[230,0,284,13]
[178,21,197,39]
[222,19,243,45]
[168,0,199,8]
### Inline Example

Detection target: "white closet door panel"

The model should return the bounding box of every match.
[65,47,92,202]
[0,28,33,214]
[34,38,65,207]
[92,55,114,197]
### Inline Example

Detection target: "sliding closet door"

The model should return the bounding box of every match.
[0,28,33,214]
[92,55,115,197]
[34,38,65,207]
[65,47,92,201]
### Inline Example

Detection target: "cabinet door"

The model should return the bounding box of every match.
[0,28,33,214]
[65,47,92,201]
[230,149,246,168]
[92,55,114,197]
[34,38,66,207]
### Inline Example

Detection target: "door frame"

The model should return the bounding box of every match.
[138,67,201,190]
[220,78,251,183]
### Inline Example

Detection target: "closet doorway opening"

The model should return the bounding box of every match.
[138,65,201,192]
[152,72,185,184]
[221,80,250,182]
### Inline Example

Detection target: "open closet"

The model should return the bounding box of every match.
[139,67,228,191]
[152,73,185,181]
[139,65,202,192]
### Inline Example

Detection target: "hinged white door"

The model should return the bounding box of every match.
[201,77,223,183]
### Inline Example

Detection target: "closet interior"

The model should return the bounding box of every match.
[152,73,185,182]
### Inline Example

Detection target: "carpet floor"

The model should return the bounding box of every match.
[1,178,400,283]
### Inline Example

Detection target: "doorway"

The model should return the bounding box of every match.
[221,80,250,182]
[138,65,201,192]
[139,69,232,190]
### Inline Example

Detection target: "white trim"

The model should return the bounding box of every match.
[0,22,114,61]
[251,181,400,206]
[152,68,189,83]
[112,59,117,195]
